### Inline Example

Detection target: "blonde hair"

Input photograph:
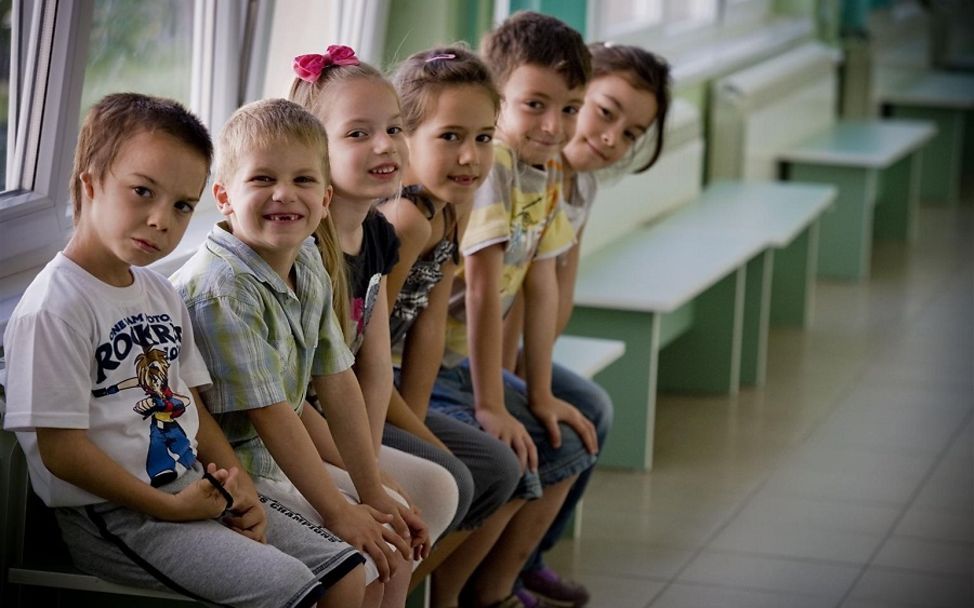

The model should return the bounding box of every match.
[214,98,328,182]
[288,57,395,344]
[216,98,351,336]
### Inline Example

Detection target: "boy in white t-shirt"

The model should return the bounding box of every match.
[1,93,369,608]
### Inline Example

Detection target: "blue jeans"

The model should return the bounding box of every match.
[503,362,613,573]
[429,360,598,501]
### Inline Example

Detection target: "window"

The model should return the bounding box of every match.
[0,0,11,189]
[80,0,194,117]
[668,0,719,31]
[600,0,664,37]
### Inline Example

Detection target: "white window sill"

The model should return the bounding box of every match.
[0,205,223,345]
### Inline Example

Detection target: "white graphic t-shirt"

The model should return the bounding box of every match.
[2,254,211,507]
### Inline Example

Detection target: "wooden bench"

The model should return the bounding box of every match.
[565,179,834,471]
[710,41,937,281]
[779,120,935,280]
[879,71,974,206]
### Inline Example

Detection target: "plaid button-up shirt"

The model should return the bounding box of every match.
[171,223,354,479]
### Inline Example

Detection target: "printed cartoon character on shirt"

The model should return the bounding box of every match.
[92,347,196,487]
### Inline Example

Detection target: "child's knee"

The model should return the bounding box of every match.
[318,563,366,607]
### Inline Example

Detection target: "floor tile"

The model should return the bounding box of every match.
[895,505,974,543]
[872,536,974,576]
[677,550,860,600]
[574,573,667,608]
[546,538,696,580]
[709,513,885,563]
[650,582,836,608]
[845,566,974,608]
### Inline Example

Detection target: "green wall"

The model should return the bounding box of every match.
[383,0,493,69]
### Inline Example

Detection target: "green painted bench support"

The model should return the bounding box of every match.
[658,268,745,395]
[788,163,877,281]
[874,149,923,241]
[770,222,820,327]
[565,309,660,470]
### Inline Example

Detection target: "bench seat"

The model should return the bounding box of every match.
[780,119,935,280]
[566,180,835,470]
[880,72,974,206]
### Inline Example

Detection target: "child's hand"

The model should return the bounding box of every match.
[222,479,268,544]
[328,502,411,582]
[368,491,431,561]
[167,464,238,521]
[528,394,598,454]
[475,407,539,474]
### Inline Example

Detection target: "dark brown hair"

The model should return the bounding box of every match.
[481,11,591,91]
[391,44,500,134]
[71,93,212,224]
[590,43,671,173]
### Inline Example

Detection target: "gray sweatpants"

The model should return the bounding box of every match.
[55,464,365,608]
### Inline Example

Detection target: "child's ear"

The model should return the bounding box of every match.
[213,182,233,217]
[79,171,95,201]
[321,184,333,215]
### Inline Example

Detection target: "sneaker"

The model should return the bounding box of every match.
[521,566,590,607]
[514,589,542,608]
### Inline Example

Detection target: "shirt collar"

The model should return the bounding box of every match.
[206,221,316,295]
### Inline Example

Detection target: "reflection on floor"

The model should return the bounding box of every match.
[550,201,974,608]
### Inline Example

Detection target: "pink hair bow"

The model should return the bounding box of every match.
[293,45,360,83]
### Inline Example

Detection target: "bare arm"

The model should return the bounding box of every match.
[555,240,582,336]
[36,428,232,522]
[396,258,455,420]
[501,291,525,372]
[522,257,598,454]
[192,388,266,542]
[352,276,394,453]
[465,244,538,472]
[380,197,433,308]
[248,399,407,580]
[312,368,421,550]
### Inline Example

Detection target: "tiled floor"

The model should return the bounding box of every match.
[549,201,974,608]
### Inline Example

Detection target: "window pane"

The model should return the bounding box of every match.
[79,0,193,117]
[668,0,718,26]
[0,0,12,189]
[600,0,663,33]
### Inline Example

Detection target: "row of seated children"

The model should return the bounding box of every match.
[1,10,670,608]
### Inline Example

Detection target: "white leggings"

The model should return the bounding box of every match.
[326,446,459,549]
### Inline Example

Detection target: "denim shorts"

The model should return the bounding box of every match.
[429,361,597,499]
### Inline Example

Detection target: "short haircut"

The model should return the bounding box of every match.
[71,93,212,224]
[391,44,500,134]
[590,42,671,173]
[480,11,591,91]
[215,98,329,183]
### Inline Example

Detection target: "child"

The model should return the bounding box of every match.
[428,12,600,607]
[377,45,526,602]
[171,98,411,608]
[505,42,672,608]
[288,46,458,549]
[2,93,369,607]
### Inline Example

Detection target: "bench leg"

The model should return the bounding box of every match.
[789,164,877,281]
[771,221,820,327]
[657,266,745,395]
[741,250,773,387]
[874,150,922,242]
[890,105,965,206]
[565,309,660,471]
